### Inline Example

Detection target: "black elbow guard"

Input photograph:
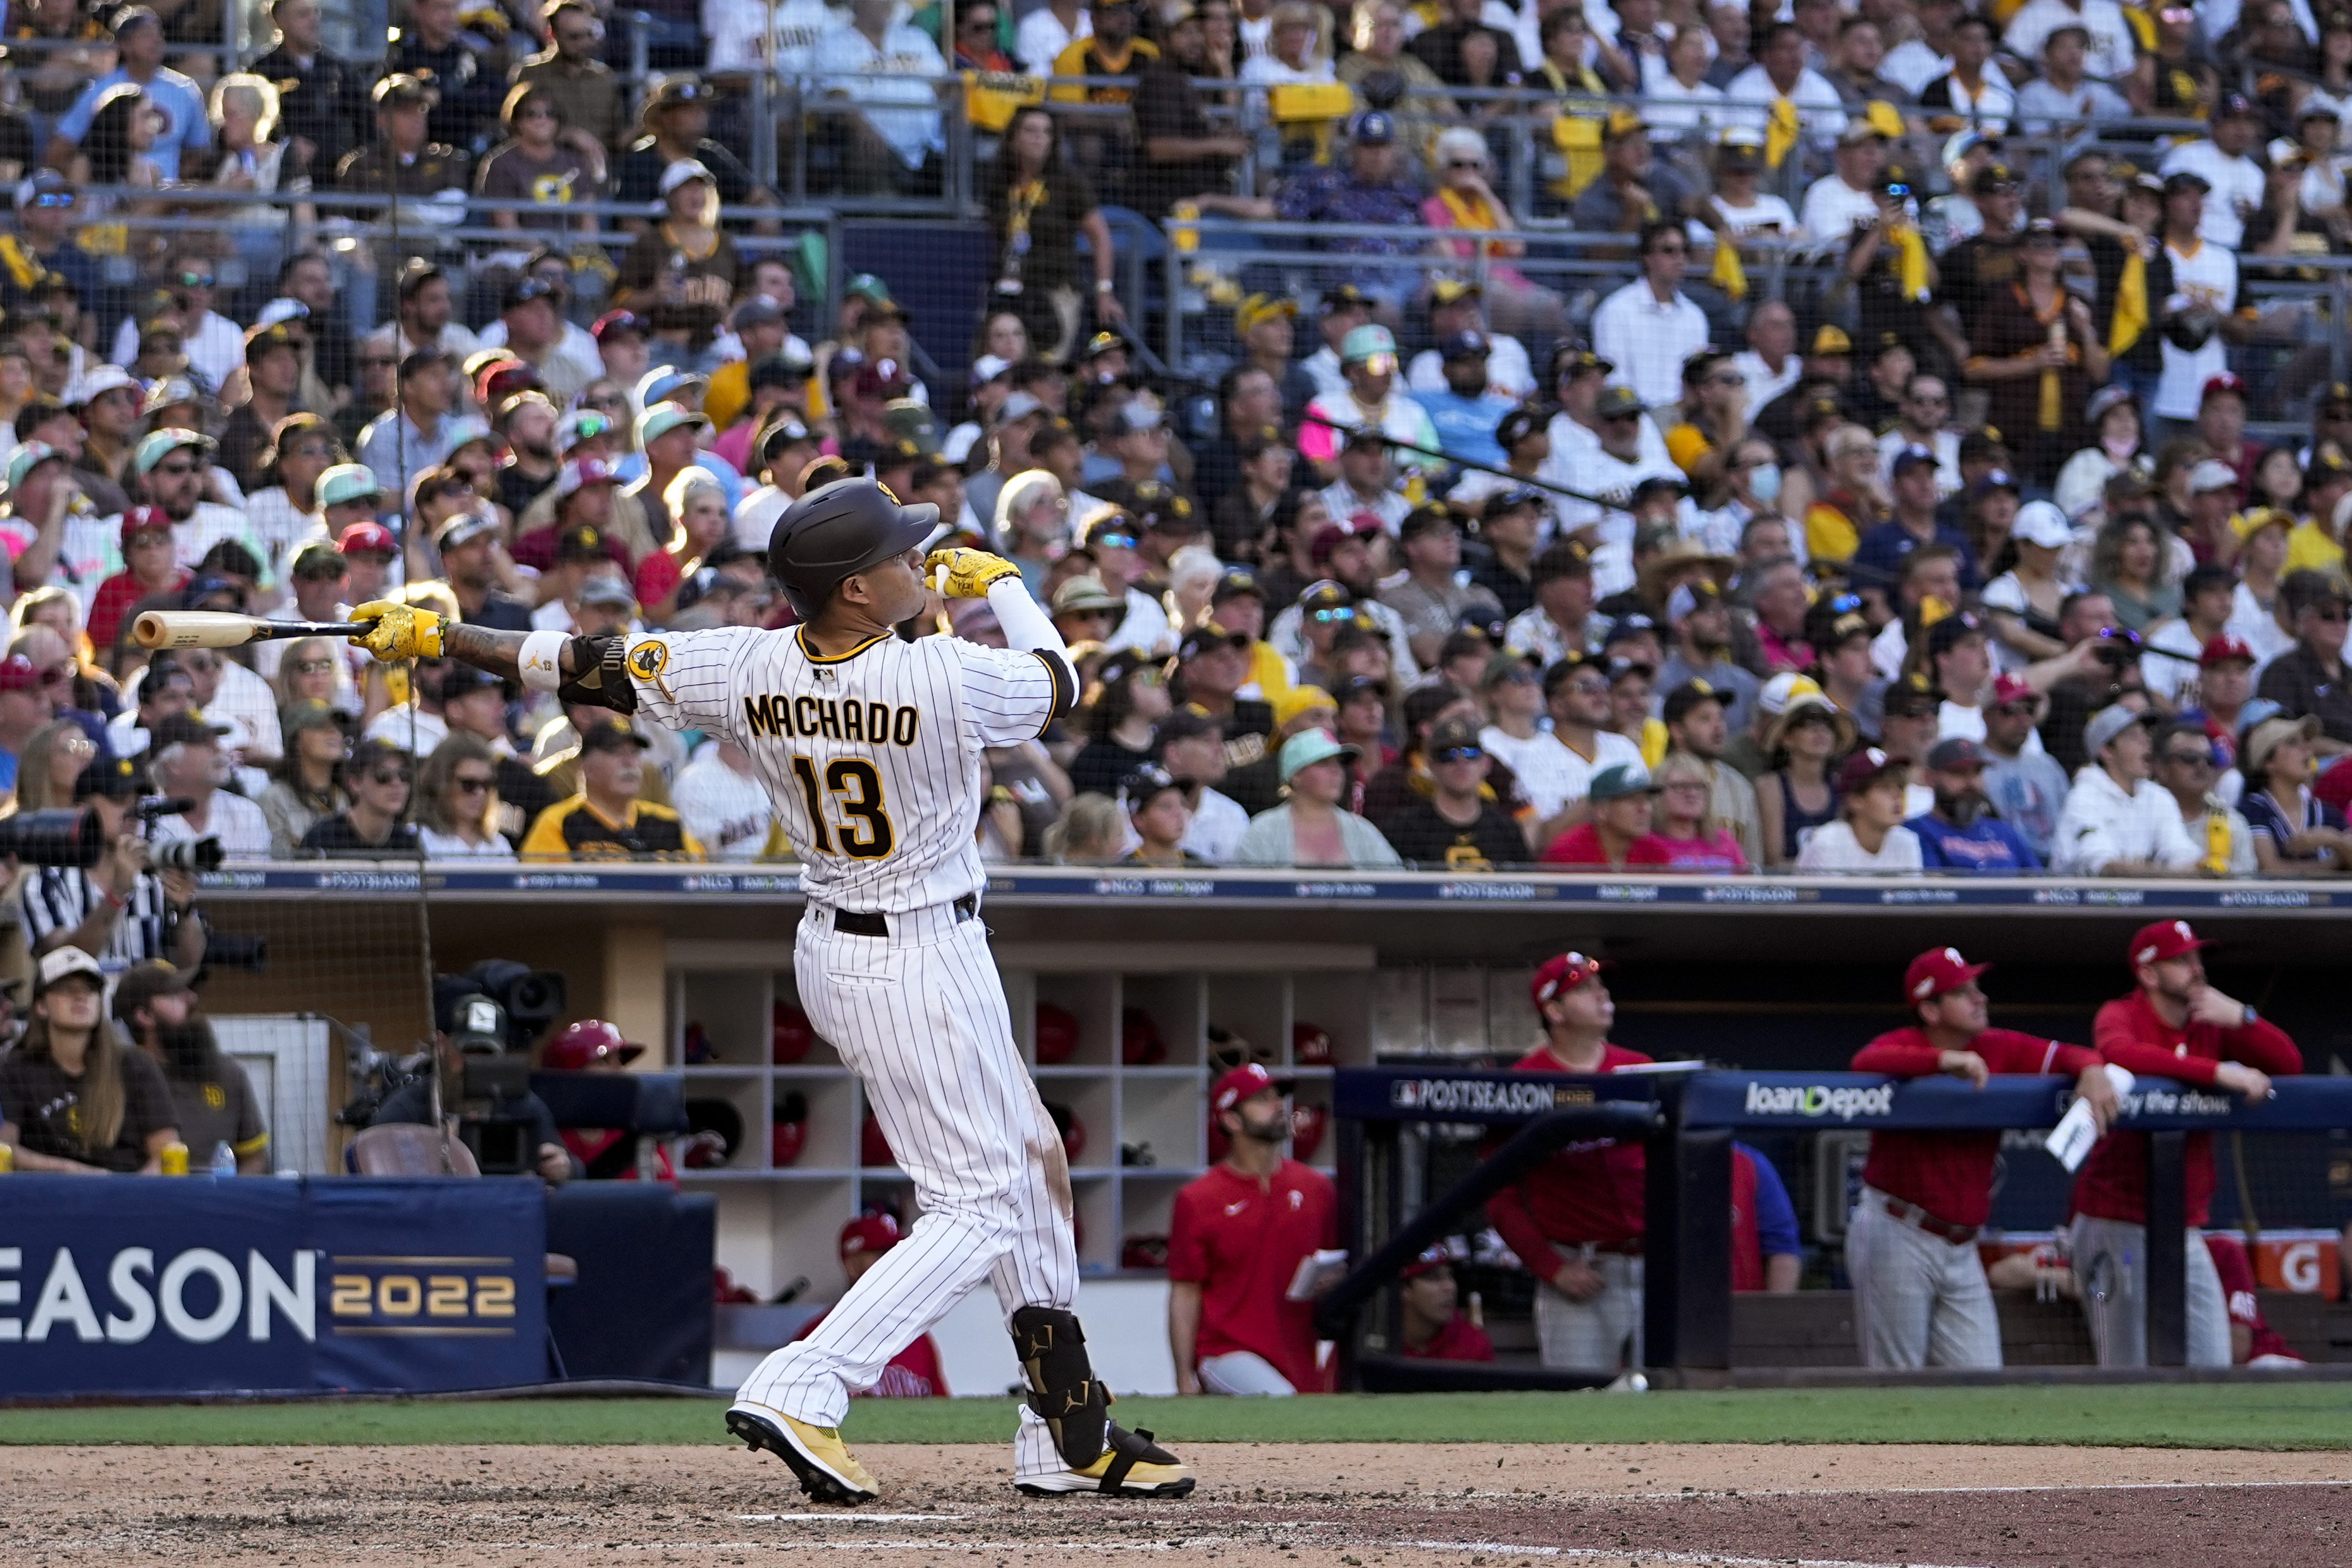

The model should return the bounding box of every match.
[555,634,638,714]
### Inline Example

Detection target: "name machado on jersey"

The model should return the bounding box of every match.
[618,625,1072,913]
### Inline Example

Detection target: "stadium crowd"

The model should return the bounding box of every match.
[0,0,2339,890]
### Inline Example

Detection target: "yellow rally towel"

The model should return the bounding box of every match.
[2202,807,2232,875]
[1766,97,1799,169]
[1710,236,1748,301]
[1890,221,1930,301]
[1553,113,1604,198]
[2109,248,2148,357]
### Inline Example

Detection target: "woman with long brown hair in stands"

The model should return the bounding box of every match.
[7,717,96,813]
[414,734,514,859]
[0,946,180,1172]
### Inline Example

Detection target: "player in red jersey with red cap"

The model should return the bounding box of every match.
[2071,919,2301,1366]
[1166,1062,1338,1395]
[789,1213,948,1397]
[1846,947,2119,1368]
[1484,951,1652,1371]
[1393,1246,1494,1362]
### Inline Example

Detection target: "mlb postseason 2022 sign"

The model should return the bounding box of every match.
[0,1176,545,1395]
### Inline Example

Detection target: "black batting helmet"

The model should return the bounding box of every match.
[767,478,939,618]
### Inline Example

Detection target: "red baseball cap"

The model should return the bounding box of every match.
[118,505,171,544]
[839,1212,901,1259]
[336,520,398,557]
[1530,950,1607,1006]
[2201,373,2246,403]
[2199,635,2255,668]
[2130,918,2208,968]
[1904,946,1990,1005]
[1990,673,2037,706]
[1400,1244,1454,1281]
[1210,1060,1287,1115]
[0,653,44,693]
[1835,746,1907,795]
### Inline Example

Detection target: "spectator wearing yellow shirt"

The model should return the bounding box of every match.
[522,718,703,859]
[1047,0,1158,105]
[705,297,797,433]
[2284,450,2352,579]
[1663,346,1747,495]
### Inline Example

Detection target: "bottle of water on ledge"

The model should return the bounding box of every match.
[211,1142,237,1179]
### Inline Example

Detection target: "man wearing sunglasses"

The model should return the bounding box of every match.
[2151,720,2258,876]
[104,252,240,395]
[130,428,265,579]
[1376,714,1529,870]
[0,173,100,322]
[2256,570,2352,752]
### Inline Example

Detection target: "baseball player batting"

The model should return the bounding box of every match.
[345,479,1193,1504]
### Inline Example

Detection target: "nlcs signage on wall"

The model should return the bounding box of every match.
[0,1176,546,1396]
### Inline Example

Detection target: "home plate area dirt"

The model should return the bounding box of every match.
[9,1444,2349,1567]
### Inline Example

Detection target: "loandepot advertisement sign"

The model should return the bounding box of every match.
[0,1176,544,1395]
[1740,1082,1897,1121]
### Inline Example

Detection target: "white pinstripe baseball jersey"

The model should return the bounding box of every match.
[622,625,1073,912]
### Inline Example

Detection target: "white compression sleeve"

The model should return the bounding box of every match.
[987,577,1074,681]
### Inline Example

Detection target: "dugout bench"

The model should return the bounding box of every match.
[1317,1067,2352,1385]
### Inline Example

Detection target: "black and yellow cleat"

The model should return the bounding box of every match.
[1014,1424,1195,1498]
[726,1404,880,1505]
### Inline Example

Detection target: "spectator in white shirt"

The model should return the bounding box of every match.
[144,715,272,857]
[2053,704,2201,874]
[1017,0,1091,75]
[2159,95,2269,250]
[674,735,778,860]
[813,0,948,187]
[1732,299,1802,410]
[1723,23,1850,151]
[1589,221,1712,410]
[1800,123,1890,240]
[2014,25,2131,132]
[2004,0,2137,84]
[1797,746,1924,871]
[1918,15,2014,135]
[1881,0,1962,95]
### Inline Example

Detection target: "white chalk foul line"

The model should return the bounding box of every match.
[735,1512,966,1521]
[1625,1478,2352,1500]
[1413,1544,1994,1568]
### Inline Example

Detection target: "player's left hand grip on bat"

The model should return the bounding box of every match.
[923,548,1022,600]
[350,599,443,662]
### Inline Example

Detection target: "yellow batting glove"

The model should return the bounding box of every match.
[923,548,1023,600]
[350,599,445,663]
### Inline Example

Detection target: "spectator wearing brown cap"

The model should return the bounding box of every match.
[1797,746,1923,871]
[1906,736,2040,870]
[2256,570,2352,749]
[147,713,270,856]
[520,718,700,859]
[1382,508,1504,671]
[1495,538,1598,671]
[2151,720,2257,875]
[1378,716,1530,870]
[115,960,269,1174]
[1661,678,1763,864]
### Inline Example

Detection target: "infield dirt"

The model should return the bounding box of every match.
[15,1443,2351,1567]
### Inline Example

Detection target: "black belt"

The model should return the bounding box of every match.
[831,893,978,937]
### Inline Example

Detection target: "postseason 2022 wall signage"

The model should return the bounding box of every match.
[0,1176,545,1397]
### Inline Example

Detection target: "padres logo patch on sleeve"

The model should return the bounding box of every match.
[628,639,676,701]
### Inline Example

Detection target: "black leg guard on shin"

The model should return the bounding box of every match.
[1011,1305,1109,1469]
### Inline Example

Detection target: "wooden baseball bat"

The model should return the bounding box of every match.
[132,611,379,651]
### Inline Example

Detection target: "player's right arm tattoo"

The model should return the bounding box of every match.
[443,626,638,713]
[443,624,534,681]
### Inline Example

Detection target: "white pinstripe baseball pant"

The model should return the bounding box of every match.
[735,898,1078,1479]
[1845,1188,2002,1369]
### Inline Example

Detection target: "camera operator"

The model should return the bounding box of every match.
[113,960,269,1173]
[19,752,205,971]
[144,714,271,857]
[369,991,572,1185]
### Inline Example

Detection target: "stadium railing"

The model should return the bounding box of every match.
[1319,1061,2352,1383]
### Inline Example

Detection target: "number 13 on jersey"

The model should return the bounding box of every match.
[790,756,896,859]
